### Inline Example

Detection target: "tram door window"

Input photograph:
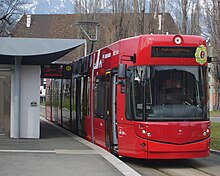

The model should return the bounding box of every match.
[105,73,111,148]
[52,79,61,124]
[94,76,106,146]
[105,73,118,149]
[72,78,77,132]
[45,80,52,121]
[76,78,82,134]
[0,73,11,137]
[86,77,90,116]
[80,77,86,136]
[95,76,106,118]
[51,81,55,122]
[72,75,90,134]
[74,76,87,136]
[62,79,71,130]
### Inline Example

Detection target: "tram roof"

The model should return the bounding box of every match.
[0,37,86,65]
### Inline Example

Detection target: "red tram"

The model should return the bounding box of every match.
[45,34,211,159]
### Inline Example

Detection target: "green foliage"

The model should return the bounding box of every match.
[45,101,51,106]
[62,97,71,110]
[45,96,73,111]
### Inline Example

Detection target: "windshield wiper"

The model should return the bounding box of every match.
[184,100,193,121]
[184,100,191,106]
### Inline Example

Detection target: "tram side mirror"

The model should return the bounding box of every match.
[217,65,220,80]
[207,56,218,63]
[118,64,126,93]
[130,53,136,63]
[118,64,127,79]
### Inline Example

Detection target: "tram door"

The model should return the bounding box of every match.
[0,72,11,137]
[71,78,77,132]
[94,73,118,149]
[75,77,82,135]
[111,74,118,150]
[74,76,86,136]
[105,73,118,150]
[105,72,111,148]
[94,76,106,146]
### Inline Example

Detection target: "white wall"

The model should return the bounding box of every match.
[20,65,40,138]
[0,81,4,133]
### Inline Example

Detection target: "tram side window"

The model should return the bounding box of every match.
[86,77,90,115]
[126,67,145,121]
[95,76,106,118]
[83,76,90,116]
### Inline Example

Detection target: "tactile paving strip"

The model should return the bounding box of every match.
[54,149,99,155]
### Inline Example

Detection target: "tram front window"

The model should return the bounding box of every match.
[126,66,209,121]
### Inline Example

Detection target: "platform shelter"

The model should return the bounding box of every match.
[0,37,85,138]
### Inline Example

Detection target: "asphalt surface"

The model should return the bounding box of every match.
[122,153,220,176]
[210,116,220,122]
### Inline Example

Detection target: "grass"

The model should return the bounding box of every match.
[45,97,74,111]
[211,122,220,151]
[210,110,220,151]
[210,110,220,117]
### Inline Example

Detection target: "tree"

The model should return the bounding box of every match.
[204,0,220,109]
[149,0,166,34]
[109,0,132,40]
[181,0,190,34]
[0,0,30,36]
[133,0,146,35]
[190,0,201,35]
[205,0,220,53]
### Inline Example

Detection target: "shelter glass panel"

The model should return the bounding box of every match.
[0,72,11,137]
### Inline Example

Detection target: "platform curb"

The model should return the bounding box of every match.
[211,149,220,155]
[40,117,141,176]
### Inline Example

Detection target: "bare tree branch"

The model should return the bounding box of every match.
[0,0,31,36]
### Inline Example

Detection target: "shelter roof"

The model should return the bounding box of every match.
[0,37,85,65]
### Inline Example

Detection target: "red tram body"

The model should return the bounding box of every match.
[45,34,211,159]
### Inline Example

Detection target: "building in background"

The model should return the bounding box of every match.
[13,13,179,62]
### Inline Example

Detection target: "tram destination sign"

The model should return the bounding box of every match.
[41,64,72,79]
[152,47,196,58]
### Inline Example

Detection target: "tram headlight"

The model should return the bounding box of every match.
[147,132,151,137]
[203,132,207,136]
[142,129,147,134]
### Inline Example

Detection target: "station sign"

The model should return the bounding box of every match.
[41,64,72,79]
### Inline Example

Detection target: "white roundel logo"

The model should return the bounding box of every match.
[174,36,182,45]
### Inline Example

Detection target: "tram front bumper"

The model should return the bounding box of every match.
[146,137,211,159]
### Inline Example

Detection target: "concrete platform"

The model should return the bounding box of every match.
[0,117,140,176]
